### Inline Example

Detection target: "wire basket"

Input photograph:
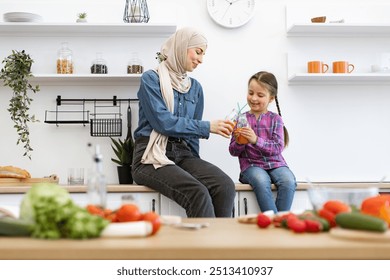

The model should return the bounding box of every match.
[90,118,122,137]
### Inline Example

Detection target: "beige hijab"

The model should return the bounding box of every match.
[141,27,208,169]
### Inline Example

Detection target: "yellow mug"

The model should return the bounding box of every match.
[308,61,329,73]
[333,61,354,73]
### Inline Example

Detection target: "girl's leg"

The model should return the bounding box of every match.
[240,167,277,213]
[269,167,297,211]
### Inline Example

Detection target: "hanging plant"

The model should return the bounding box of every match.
[0,50,40,159]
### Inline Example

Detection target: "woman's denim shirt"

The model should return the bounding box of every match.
[134,70,210,157]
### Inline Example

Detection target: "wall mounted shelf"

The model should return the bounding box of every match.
[288,73,390,85]
[287,23,390,37]
[29,74,142,86]
[0,22,176,37]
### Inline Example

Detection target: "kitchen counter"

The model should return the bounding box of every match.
[1,182,389,194]
[1,218,390,260]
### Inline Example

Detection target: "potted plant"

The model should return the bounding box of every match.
[76,12,87,23]
[110,136,134,184]
[0,50,40,159]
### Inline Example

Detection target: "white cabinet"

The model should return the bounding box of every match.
[0,191,161,215]
[160,192,239,218]
[237,190,312,216]
[70,191,160,213]
[237,191,261,216]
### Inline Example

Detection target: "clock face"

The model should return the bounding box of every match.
[207,0,256,29]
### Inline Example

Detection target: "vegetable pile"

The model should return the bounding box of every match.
[19,183,109,239]
[86,203,161,235]
[254,194,390,234]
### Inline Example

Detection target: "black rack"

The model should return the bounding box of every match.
[45,95,138,137]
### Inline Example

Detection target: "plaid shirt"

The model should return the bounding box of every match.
[229,111,288,172]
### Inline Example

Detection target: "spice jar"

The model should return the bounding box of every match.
[127,52,143,74]
[91,52,108,74]
[57,42,74,74]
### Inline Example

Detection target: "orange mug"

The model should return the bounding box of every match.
[333,61,354,73]
[307,61,329,73]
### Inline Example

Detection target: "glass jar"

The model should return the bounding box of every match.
[91,52,108,74]
[57,42,73,74]
[127,52,143,74]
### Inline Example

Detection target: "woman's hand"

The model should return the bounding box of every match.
[210,120,234,138]
[236,127,257,144]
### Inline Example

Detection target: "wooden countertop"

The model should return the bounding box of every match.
[1,218,390,260]
[1,182,389,194]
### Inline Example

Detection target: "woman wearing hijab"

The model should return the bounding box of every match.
[132,27,236,217]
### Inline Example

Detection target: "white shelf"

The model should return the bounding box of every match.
[29,73,142,86]
[288,73,390,85]
[286,23,390,37]
[0,22,176,37]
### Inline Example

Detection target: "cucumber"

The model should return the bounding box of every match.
[335,212,388,232]
[0,217,33,236]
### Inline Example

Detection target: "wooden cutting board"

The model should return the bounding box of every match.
[0,175,59,186]
[330,227,390,242]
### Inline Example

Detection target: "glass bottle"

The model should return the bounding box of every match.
[87,144,107,208]
[91,52,108,74]
[127,52,143,74]
[57,42,73,74]
[236,113,249,144]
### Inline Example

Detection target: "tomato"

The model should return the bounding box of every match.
[287,218,306,233]
[323,200,351,215]
[257,213,272,228]
[142,211,162,235]
[116,204,142,222]
[318,208,337,227]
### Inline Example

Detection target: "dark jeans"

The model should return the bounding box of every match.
[132,137,236,217]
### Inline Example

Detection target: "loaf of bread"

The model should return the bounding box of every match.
[0,166,31,179]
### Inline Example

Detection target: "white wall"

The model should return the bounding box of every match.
[1,0,390,184]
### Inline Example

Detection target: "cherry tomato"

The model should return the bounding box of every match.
[142,211,162,235]
[116,204,142,222]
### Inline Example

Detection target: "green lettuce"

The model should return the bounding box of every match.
[20,183,108,239]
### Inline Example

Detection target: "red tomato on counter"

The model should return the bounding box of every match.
[142,211,162,235]
[116,204,142,222]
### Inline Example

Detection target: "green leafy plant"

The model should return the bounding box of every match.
[77,12,87,19]
[0,50,40,159]
[110,137,134,166]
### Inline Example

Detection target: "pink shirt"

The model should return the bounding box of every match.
[229,111,288,172]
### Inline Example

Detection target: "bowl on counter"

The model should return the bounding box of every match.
[307,186,379,210]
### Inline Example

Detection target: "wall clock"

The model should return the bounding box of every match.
[207,0,256,29]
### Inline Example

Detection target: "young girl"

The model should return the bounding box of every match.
[229,71,296,213]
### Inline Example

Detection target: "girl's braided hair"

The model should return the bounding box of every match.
[248,71,290,147]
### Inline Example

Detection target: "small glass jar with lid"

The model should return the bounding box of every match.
[91,52,108,74]
[57,42,74,74]
[127,52,143,74]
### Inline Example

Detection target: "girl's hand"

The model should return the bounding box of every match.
[237,127,257,144]
[210,120,234,138]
